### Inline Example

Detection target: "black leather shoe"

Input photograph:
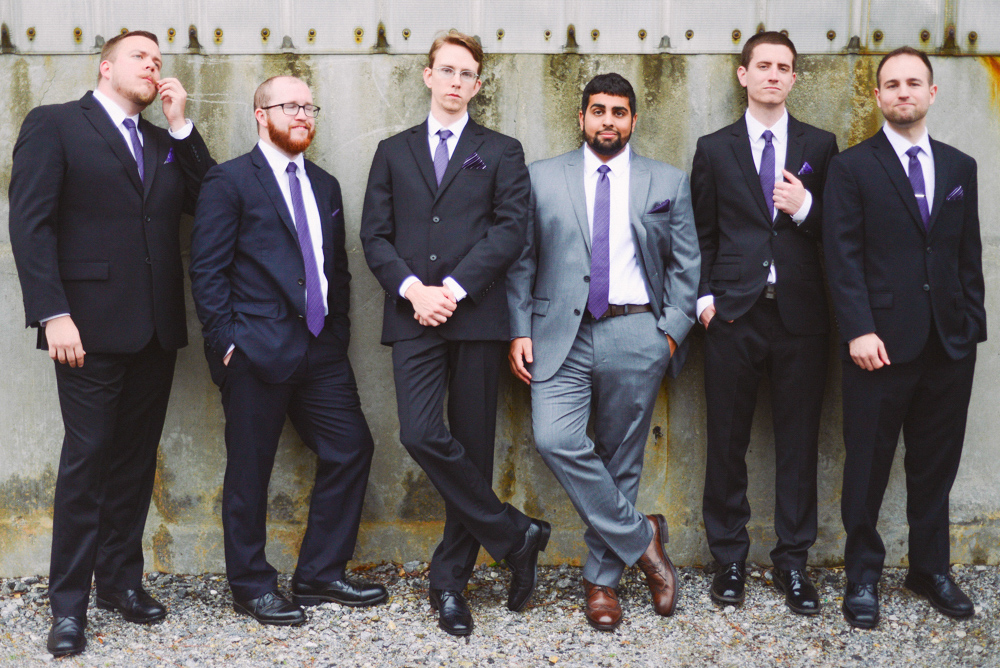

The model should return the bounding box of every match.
[505,519,552,612]
[428,588,473,636]
[233,591,306,626]
[773,568,820,615]
[710,561,746,605]
[843,581,879,629]
[96,587,167,623]
[291,576,389,607]
[47,616,86,657]
[904,571,975,618]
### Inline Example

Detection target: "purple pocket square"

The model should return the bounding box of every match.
[332,208,341,218]
[797,162,813,176]
[946,185,964,201]
[164,147,175,164]
[462,152,487,170]
[648,199,671,214]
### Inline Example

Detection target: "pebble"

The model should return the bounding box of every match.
[0,565,997,666]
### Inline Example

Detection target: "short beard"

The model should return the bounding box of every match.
[586,130,628,157]
[882,106,926,127]
[114,79,156,108]
[268,122,316,155]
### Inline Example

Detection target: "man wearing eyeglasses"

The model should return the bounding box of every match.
[190,75,386,626]
[361,30,547,637]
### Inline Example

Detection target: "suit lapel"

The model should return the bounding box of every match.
[80,93,143,195]
[784,116,806,187]
[628,153,652,285]
[563,148,591,252]
[926,138,950,234]
[139,117,160,200]
[871,131,926,234]
[305,160,333,254]
[730,119,772,222]
[251,145,297,240]
[434,120,485,203]
[406,121,438,194]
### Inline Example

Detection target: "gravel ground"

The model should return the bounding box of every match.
[1,563,997,667]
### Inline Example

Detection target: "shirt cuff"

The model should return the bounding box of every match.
[399,276,420,299]
[791,189,813,224]
[40,313,71,326]
[168,120,194,140]
[225,344,235,357]
[696,295,714,320]
[443,277,467,302]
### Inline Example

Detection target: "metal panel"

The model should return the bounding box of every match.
[956,0,1000,53]
[860,0,942,52]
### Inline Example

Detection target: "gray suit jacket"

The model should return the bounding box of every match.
[507,146,700,382]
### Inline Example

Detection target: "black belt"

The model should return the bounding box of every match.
[585,303,653,321]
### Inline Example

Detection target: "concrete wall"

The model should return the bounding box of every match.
[2,51,999,577]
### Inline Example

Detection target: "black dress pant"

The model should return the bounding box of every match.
[702,297,828,569]
[841,331,976,584]
[50,338,176,618]
[392,330,530,591]
[217,327,374,601]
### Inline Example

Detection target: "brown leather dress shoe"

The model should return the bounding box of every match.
[582,579,622,631]
[635,514,679,616]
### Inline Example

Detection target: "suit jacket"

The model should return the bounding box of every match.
[507,147,700,383]
[360,118,531,344]
[692,114,839,335]
[189,145,352,385]
[8,91,214,353]
[823,129,986,363]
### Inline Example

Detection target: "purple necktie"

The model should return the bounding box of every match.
[906,146,930,230]
[588,164,611,320]
[122,118,144,183]
[759,129,774,220]
[286,163,325,337]
[434,129,452,186]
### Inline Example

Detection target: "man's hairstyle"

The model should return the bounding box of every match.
[876,46,934,87]
[740,31,797,71]
[254,75,303,112]
[427,30,484,75]
[581,73,637,117]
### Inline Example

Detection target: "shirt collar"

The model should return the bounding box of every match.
[744,108,788,144]
[428,112,469,140]
[882,122,932,161]
[92,89,141,129]
[257,138,305,175]
[583,142,631,177]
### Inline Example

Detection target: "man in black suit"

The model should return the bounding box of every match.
[361,30,549,636]
[189,75,386,627]
[8,31,214,657]
[824,47,986,629]
[692,31,838,615]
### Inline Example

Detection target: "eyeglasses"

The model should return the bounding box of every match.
[261,102,321,118]
[432,66,479,84]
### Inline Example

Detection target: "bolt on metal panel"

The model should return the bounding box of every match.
[860,0,943,52]
[957,1,997,53]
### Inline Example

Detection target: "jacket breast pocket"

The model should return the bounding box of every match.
[59,261,110,281]
[869,292,893,309]
[232,301,280,318]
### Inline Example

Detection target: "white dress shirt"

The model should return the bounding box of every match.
[696,109,813,320]
[398,113,470,303]
[583,143,648,305]
[41,90,194,325]
[882,123,935,211]
[257,139,329,315]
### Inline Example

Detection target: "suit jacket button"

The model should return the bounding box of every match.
[772,230,778,237]
[298,314,305,319]
[298,278,305,285]
[923,284,930,291]
[762,260,770,267]
[432,216,440,223]
[584,275,590,282]
[574,309,580,315]
[145,256,152,264]
[145,216,151,223]
[926,247,932,253]
[430,254,438,261]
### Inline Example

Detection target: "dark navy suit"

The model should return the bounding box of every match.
[190,144,373,600]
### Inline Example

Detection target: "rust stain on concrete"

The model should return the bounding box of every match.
[151,523,173,573]
[0,467,55,520]
[847,57,882,148]
[151,447,196,524]
[982,56,1000,110]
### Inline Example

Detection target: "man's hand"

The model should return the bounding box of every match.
[849,332,890,371]
[406,282,457,327]
[223,349,233,366]
[158,77,188,132]
[45,315,85,367]
[774,170,806,215]
[509,337,533,384]
[700,304,716,329]
[666,334,677,358]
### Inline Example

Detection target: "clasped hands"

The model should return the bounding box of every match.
[405,281,457,327]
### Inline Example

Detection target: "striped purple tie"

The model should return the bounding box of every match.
[286,163,325,337]
[122,118,143,183]
[906,146,930,230]
[759,129,774,220]
[588,164,611,320]
[434,129,453,186]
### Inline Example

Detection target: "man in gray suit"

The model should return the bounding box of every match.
[508,73,700,630]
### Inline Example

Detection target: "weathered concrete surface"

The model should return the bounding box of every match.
[1,52,999,577]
